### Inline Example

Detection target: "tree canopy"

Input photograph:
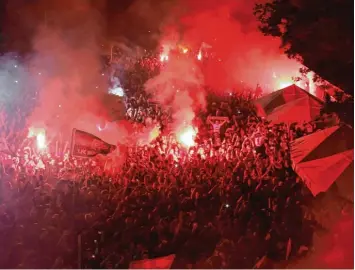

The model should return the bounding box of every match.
[254,0,353,95]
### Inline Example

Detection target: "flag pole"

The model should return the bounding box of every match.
[70,129,76,157]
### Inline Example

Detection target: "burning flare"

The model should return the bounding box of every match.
[28,127,47,150]
[177,125,197,148]
[197,50,202,61]
[160,54,169,62]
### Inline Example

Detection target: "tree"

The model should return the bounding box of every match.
[254,0,353,95]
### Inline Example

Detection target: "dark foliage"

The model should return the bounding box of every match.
[254,0,353,95]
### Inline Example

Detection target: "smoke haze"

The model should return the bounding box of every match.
[1,0,304,143]
[139,0,302,130]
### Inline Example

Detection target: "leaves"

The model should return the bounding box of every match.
[254,0,353,95]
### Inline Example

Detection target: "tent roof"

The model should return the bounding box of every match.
[254,90,283,112]
[335,161,354,202]
[291,125,354,164]
[266,95,323,124]
[302,124,353,162]
[291,126,340,164]
[254,84,324,116]
[291,124,354,199]
[294,149,353,197]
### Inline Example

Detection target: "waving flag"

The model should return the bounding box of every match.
[70,129,116,158]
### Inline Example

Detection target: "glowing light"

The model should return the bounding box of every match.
[277,80,293,89]
[177,125,197,148]
[109,87,125,97]
[36,133,46,150]
[28,127,47,150]
[182,48,188,54]
[149,125,160,142]
[160,54,169,62]
[273,72,296,90]
[306,71,316,95]
[197,50,202,61]
[97,120,107,132]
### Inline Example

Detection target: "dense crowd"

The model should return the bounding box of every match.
[1,78,331,268]
[5,48,350,268]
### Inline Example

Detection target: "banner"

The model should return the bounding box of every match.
[207,116,229,134]
[129,254,175,269]
[208,116,229,122]
[70,129,116,158]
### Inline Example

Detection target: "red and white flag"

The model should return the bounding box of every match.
[70,129,116,158]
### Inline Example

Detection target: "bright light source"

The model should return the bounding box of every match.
[177,125,197,148]
[277,80,293,89]
[28,127,47,150]
[109,87,125,97]
[36,133,46,150]
[197,51,202,61]
[96,122,107,132]
[160,54,169,62]
[149,125,160,142]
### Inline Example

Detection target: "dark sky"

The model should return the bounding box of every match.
[0,0,157,53]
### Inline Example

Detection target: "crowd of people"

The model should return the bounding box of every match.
[0,74,331,269]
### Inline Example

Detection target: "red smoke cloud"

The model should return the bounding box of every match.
[25,0,129,145]
[145,55,205,131]
[158,0,302,91]
[144,0,303,132]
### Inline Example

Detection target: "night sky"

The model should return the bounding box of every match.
[0,0,158,53]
